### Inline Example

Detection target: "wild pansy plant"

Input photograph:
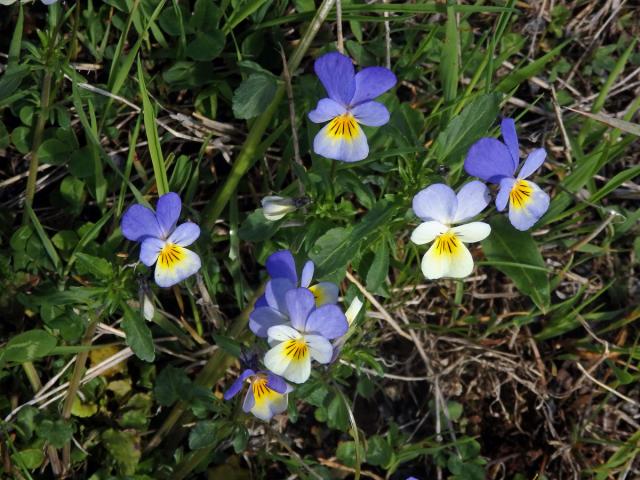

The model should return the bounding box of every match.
[264,288,348,383]
[223,368,292,421]
[308,52,396,162]
[465,118,550,231]
[411,181,491,279]
[250,250,339,337]
[121,192,201,288]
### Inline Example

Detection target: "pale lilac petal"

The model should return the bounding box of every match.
[224,369,255,400]
[265,372,287,394]
[517,148,546,180]
[464,138,516,183]
[304,304,348,339]
[313,121,369,162]
[412,184,457,224]
[167,222,200,247]
[242,388,255,413]
[508,182,550,231]
[452,181,491,223]
[351,101,390,127]
[265,278,295,313]
[350,67,397,105]
[500,118,520,170]
[309,282,339,306]
[155,192,182,238]
[249,307,288,338]
[496,177,516,211]
[139,237,164,266]
[451,222,491,243]
[308,98,347,123]
[284,288,315,331]
[266,250,297,284]
[314,52,355,105]
[121,204,162,241]
[300,260,314,288]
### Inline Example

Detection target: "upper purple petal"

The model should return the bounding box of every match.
[224,369,255,400]
[155,192,182,238]
[167,222,200,247]
[500,118,520,170]
[266,250,298,284]
[314,52,355,106]
[304,304,348,339]
[121,204,162,242]
[249,306,288,337]
[464,138,516,183]
[265,372,288,394]
[284,288,315,331]
[412,184,458,224]
[496,177,516,211]
[350,66,397,106]
[452,181,490,223]
[265,278,295,313]
[300,260,314,288]
[351,101,390,127]
[308,98,347,123]
[517,148,546,180]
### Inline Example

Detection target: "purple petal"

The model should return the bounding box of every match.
[249,306,288,338]
[224,369,255,400]
[517,148,546,180]
[300,260,314,288]
[266,250,298,284]
[284,288,315,331]
[313,121,369,162]
[265,372,287,394]
[265,278,295,313]
[351,101,390,127]
[139,237,163,266]
[314,52,355,105]
[308,98,347,123]
[242,388,255,413]
[310,282,339,306]
[255,295,268,308]
[167,222,200,247]
[156,192,182,238]
[508,182,550,231]
[501,118,520,170]
[350,67,397,106]
[412,184,457,224]
[121,204,162,242]
[305,304,348,339]
[496,177,516,211]
[452,181,490,223]
[464,138,516,183]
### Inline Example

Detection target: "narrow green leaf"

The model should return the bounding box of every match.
[26,205,62,274]
[121,303,155,362]
[440,3,459,119]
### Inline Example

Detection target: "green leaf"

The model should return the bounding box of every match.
[37,419,74,448]
[2,329,57,364]
[75,253,114,280]
[232,74,278,120]
[37,138,73,165]
[481,216,550,312]
[11,448,45,470]
[188,420,218,449]
[155,366,191,406]
[440,4,459,116]
[433,92,501,166]
[122,304,155,362]
[60,176,86,208]
[366,241,389,291]
[238,209,278,241]
[186,30,225,61]
[102,429,141,476]
[326,393,349,431]
[366,435,392,467]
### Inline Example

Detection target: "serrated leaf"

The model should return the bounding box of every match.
[121,305,155,362]
[189,420,218,449]
[481,216,550,312]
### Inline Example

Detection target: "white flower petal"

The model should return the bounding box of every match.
[420,236,474,279]
[410,221,448,245]
[267,324,300,342]
[305,334,333,364]
[451,222,491,244]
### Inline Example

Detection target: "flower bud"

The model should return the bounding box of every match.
[261,196,297,221]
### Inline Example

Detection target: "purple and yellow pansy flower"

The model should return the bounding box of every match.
[223,369,292,421]
[411,181,491,280]
[264,288,348,384]
[250,250,339,337]
[308,52,396,162]
[121,192,201,288]
[464,118,550,231]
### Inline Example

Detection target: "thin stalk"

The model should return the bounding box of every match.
[60,313,100,475]
[200,0,337,230]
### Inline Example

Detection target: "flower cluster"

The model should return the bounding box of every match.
[225,250,361,421]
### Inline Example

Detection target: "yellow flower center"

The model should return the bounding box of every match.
[327,114,359,141]
[283,338,308,361]
[433,231,461,257]
[251,377,275,401]
[509,180,533,209]
[157,243,185,269]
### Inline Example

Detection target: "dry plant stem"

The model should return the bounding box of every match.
[336,0,344,54]
[60,313,100,475]
[383,0,391,69]
[279,46,304,196]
